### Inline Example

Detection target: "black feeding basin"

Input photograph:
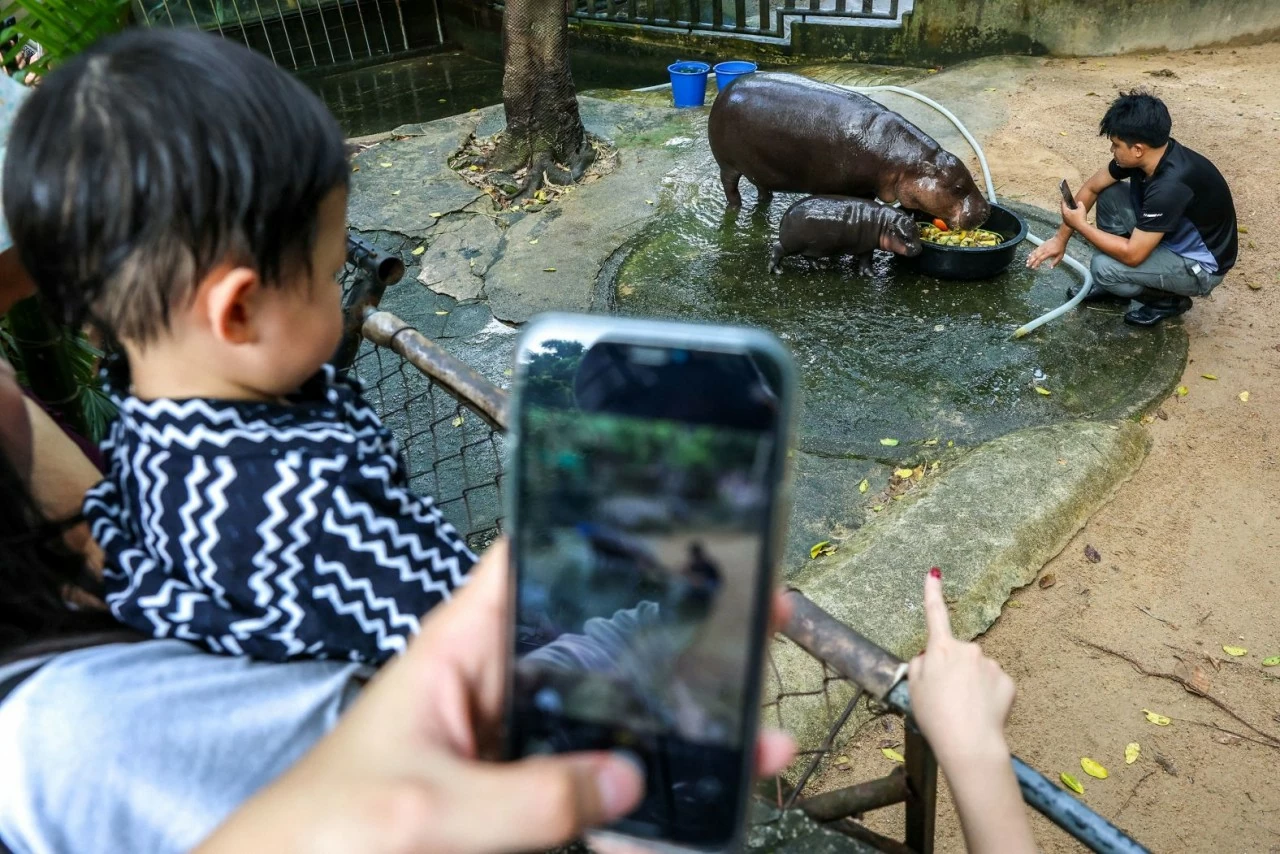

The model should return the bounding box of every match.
[903,203,1028,281]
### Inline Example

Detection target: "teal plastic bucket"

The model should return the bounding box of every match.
[668,61,711,108]
[713,60,757,91]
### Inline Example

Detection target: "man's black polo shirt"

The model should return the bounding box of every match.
[1110,138,1237,274]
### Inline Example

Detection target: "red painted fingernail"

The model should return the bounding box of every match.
[928,567,942,580]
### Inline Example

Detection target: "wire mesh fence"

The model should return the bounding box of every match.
[338,234,915,847]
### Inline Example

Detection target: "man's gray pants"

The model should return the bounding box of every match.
[1089,183,1224,308]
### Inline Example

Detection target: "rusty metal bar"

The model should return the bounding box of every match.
[904,718,937,854]
[796,769,908,823]
[361,311,510,431]
[781,591,907,702]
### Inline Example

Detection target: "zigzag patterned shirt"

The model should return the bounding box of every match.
[85,365,477,664]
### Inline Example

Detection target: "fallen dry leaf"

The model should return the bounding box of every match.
[1154,752,1178,776]
[435,310,449,316]
[1261,656,1279,667]
[1081,757,1109,779]
[1175,385,1189,397]
[542,267,557,272]
[1084,544,1102,563]
[1215,734,1242,746]
[1125,743,1140,765]
[1035,386,1051,396]
[1201,373,1219,380]
[1156,408,1168,420]
[880,438,899,446]
[1222,645,1248,657]
[450,415,464,428]
[1060,772,1084,794]
[894,468,915,479]
[1039,572,1057,589]
[881,747,905,763]
[809,541,837,559]
[1239,391,1250,402]
[878,739,900,750]
[858,479,870,494]
[411,245,425,256]
[1142,708,1172,726]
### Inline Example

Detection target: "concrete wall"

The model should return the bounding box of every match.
[441,0,1280,68]
[793,0,1280,64]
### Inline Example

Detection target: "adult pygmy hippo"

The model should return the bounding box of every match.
[709,72,990,230]
[769,196,923,275]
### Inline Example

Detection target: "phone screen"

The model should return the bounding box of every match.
[508,324,789,849]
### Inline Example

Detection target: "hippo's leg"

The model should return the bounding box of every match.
[755,186,774,209]
[768,243,785,275]
[856,251,875,276]
[720,167,744,208]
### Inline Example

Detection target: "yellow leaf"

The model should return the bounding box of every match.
[1175,385,1188,396]
[924,438,938,446]
[645,199,654,205]
[1141,709,1171,726]
[872,505,883,512]
[1035,386,1051,396]
[1060,772,1084,794]
[1223,645,1248,656]
[529,239,539,245]
[1201,374,1218,380]
[1059,131,1069,136]
[429,212,444,218]
[435,310,449,316]
[858,479,869,494]
[543,267,557,273]
[437,98,447,103]
[1239,391,1250,402]
[947,440,955,448]
[379,161,394,168]
[881,747,905,763]
[1125,743,1140,764]
[411,245,426,256]
[1262,656,1280,667]
[809,541,830,559]
[880,438,899,446]
[450,415,464,427]
[894,468,914,478]
[1080,757,1109,779]
[469,165,480,172]
[390,190,401,196]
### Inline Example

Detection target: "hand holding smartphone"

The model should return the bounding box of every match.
[504,314,795,852]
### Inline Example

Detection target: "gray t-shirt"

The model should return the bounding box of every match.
[0,640,369,853]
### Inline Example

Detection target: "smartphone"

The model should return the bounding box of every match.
[504,313,796,851]
[1059,178,1078,210]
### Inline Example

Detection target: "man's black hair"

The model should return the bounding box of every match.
[1099,90,1172,149]
[2,28,349,342]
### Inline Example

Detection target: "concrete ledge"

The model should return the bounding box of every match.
[771,419,1149,751]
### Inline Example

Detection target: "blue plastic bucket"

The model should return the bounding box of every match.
[713,60,757,92]
[668,61,711,108]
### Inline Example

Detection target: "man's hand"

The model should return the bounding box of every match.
[1025,234,1067,270]
[1060,199,1088,233]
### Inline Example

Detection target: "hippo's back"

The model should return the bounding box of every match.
[708,73,904,197]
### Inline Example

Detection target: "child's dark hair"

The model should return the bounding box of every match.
[2,28,349,343]
[1099,90,1172,149]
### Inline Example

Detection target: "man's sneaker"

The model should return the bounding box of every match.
[1066,283,1128,304]
[1124,295,1193,327]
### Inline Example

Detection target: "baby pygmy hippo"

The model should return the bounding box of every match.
[769,196,923,275]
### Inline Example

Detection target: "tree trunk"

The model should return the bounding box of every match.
[489,0,596,200]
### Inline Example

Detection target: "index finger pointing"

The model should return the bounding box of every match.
[923,568,953,648]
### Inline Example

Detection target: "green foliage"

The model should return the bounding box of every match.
[0,0,131,78]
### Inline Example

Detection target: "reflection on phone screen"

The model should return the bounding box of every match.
[511,335,784,848]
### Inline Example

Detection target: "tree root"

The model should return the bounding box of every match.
[1116,770,1157,818]
[1070,636,1280,748]
[452,132,613,211]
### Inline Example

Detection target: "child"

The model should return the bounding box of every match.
[2,29,476,664]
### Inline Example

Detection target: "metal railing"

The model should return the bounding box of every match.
[337,234,1147,853]
[567,0,900,41]
[136,0,426,70]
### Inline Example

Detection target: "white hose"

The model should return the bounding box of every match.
[635,77,1094,337]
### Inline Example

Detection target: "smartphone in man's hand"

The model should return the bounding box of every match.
[1059,178,1078,210]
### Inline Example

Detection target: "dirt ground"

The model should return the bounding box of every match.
[834,41,1280,853]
